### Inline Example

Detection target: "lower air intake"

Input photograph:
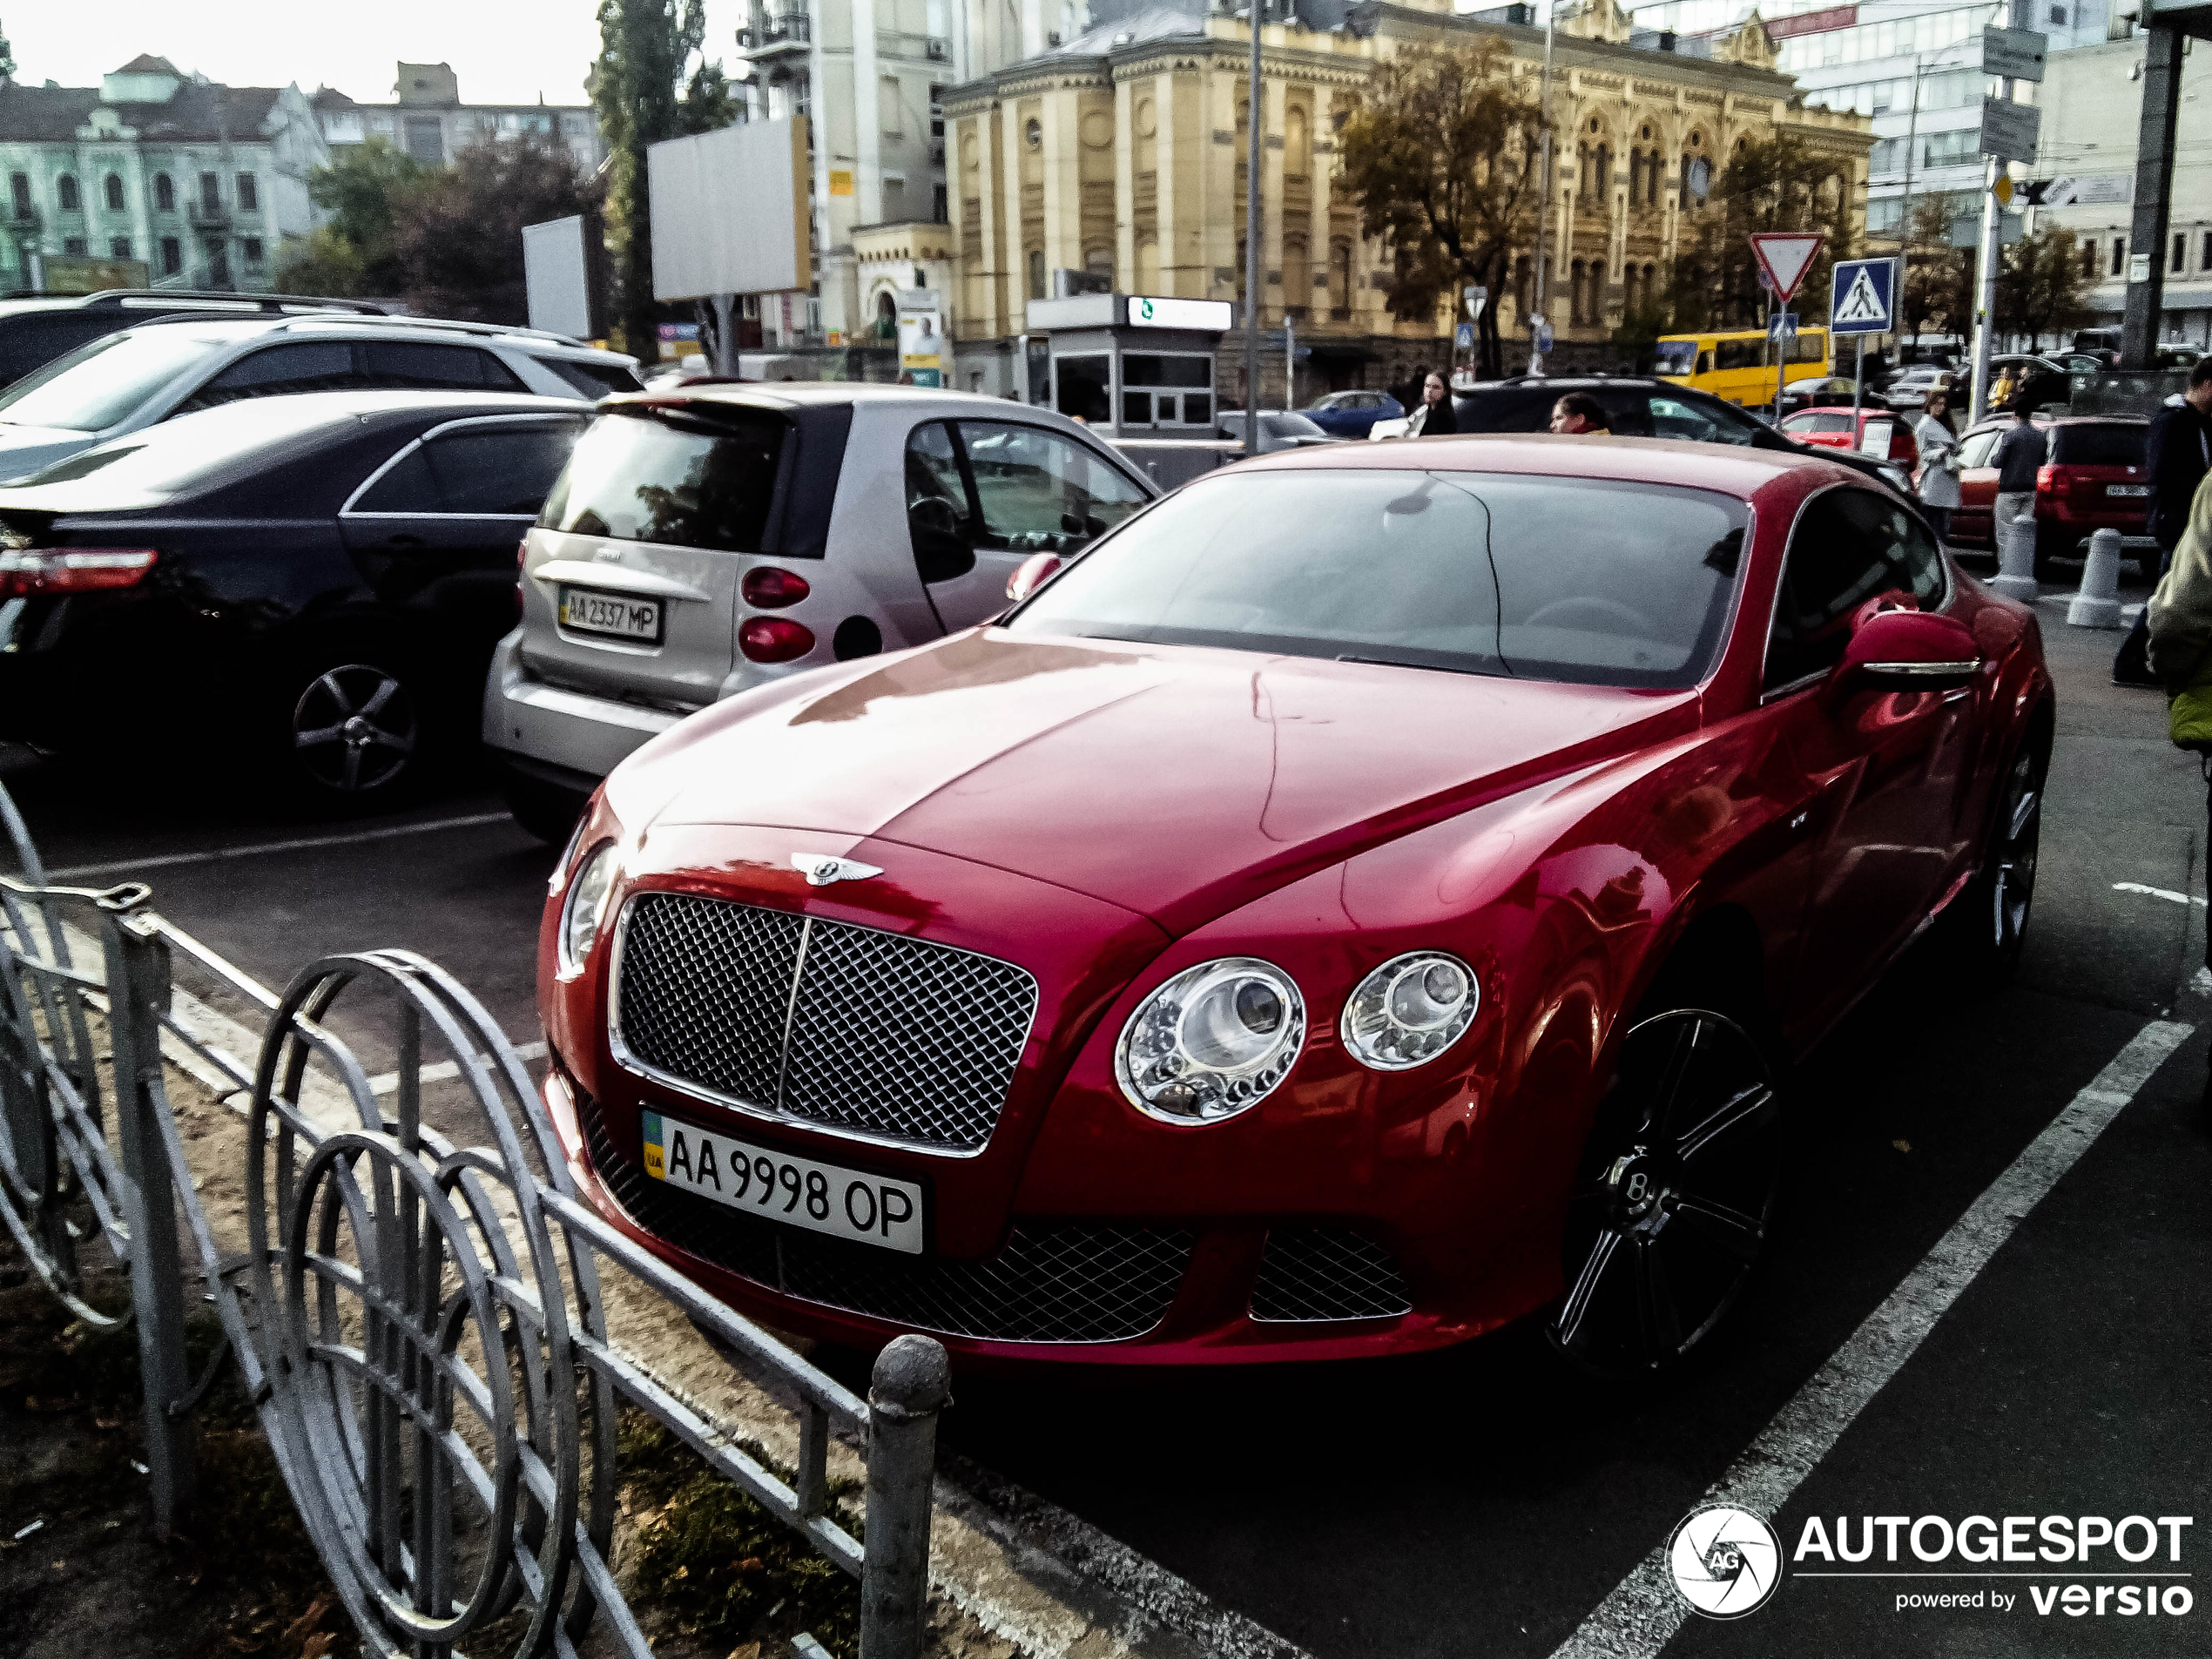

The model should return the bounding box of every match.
[1249,1225,1413,1322]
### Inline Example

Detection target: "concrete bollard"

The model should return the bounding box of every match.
[2067,527,2126,629]
[1989,509,2039,604]
[860,1333,951,1659]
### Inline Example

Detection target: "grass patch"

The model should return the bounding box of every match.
[618,1407,864,1658]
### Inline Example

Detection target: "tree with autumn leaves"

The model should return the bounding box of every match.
[1334,41,1542,378]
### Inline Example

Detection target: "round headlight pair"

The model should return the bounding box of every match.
[1113,949,1480,1123]
[558,841,621,974]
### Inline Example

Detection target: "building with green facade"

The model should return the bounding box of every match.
[1,54,329,293]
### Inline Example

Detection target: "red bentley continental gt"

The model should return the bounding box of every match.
[535,435,2053,1376]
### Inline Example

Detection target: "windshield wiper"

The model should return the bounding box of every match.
[1336,652,1509,678]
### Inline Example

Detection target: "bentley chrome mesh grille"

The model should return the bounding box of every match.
[1249,1225,1413,1323]
[579,1091,1189,1343]
[615,891,1038,1150]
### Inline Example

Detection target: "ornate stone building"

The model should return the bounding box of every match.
[942,0,1873,401]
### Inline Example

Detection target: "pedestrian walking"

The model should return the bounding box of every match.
[2143,470,2212,1114]
[2114,359,2212,686]
[1549,393,1610,434]
[1989,396,2047,558]
[1912,389,1961,543]
[1405,371,1458,437]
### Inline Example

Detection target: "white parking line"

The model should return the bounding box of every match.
[44,812,516,882]
[1549,1016,2194,1659]
[2112,881,2209,907]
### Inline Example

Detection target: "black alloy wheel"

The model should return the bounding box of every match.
[1973,744,2042,976]
[288,662,420,798]
[1548,1008,1783,1379]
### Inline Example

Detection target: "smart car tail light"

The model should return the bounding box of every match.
[0,548,158,597]
[739,617,815,663]
[741,566,811,608]
[1115,958,1306,1123]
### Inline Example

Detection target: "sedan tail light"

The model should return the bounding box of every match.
[0,547,158,597]
[516,536,529,622]
[2036,464,2060,496]
[739,616,815,663]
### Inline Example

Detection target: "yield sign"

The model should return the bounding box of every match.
[1749,232,1825,303]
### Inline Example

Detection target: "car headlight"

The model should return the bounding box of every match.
[558,840,620,974]
[1340,952,1479,1070]
[1115,957,1306,1123]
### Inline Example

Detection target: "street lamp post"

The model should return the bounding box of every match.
[1531,0,1556,374]
[1245,1,1263,454]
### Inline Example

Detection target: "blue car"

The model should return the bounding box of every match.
[1301,389,1404,439]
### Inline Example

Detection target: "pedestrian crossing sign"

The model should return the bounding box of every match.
[1830,256,1898,336]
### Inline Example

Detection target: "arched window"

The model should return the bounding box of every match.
[874,289,896,340]
[154,172,175,212]
[1591,260,1607,323]
[56,174,80,212]
[104,172,125,212]
[1569,259,1587,326]
[1027,248,1046,300]
[1331,240,1352,316]
[1596,145,1611,202]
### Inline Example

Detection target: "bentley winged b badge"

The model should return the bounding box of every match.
[792,853,884,887]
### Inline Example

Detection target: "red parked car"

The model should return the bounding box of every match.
[1952,415,2150,574]
[1777,405,1919,469]
[536,437,2053,1376]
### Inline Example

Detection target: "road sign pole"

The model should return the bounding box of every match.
[1853,334,1865,430]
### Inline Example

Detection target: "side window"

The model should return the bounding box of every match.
[1810,412,1855,435]
[954,421,1148,553]
[1766,489,1946,691]
[905,421,975,581]
[1649,395,1764,447]
[1589,390,1656,437]
[531,356,644,397]
[1715,340,1761,373]
[359,341,528,392]
[179,341,361,411]
[350,446,441,513]
[424,423,585,514]
[1957,428,2003,469]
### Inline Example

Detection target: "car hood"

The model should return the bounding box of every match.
[614,631,1702,935]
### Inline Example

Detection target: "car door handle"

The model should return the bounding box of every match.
[385,533,428,550]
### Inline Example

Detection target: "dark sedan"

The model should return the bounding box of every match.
[0,389,587,807]
[1449,375,1916,496]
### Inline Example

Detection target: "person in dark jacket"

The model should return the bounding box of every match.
[2114,358,2212,685]
[1405,371,1458,436]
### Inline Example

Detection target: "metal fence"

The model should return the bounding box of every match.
[0,783,948,1659]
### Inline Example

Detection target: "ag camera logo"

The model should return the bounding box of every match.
[1669,1505,1783,1619]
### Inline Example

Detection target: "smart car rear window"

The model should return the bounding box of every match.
[2050,423,2143,467]
[1007,469,1750,690]
[538,405,787,551]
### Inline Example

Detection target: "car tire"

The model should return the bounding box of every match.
[497,761,590,846]
[1942,725,2047,985]
[1547,998,1784,1382]
[267,639,434,813]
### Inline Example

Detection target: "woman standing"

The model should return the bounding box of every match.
[1913,388,1961,543]
[1405,371,1459,437]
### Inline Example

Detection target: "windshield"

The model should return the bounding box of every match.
[1006,469,1750,689]
[0,329,229,433]
[1652,341,1700,377]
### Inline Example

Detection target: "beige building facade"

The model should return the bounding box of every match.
[943,0,1872,403]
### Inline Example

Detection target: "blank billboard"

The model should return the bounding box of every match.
[523,215,591,338]
[649,118,812,300]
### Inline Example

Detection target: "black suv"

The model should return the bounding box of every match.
[1453,376,1916,496]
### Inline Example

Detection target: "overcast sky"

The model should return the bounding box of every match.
[6,0,750,106]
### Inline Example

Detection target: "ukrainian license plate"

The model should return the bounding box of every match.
[558,586,664,643]
[2107,483,2150,498]
[641,1110,925,1254]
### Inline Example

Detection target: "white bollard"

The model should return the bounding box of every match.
[2067,527,2125,629]
[1989,509,2039,603]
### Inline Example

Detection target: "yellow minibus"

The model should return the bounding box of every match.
[1653,327,1832,407]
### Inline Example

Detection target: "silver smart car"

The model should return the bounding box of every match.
[482,384,1157,839]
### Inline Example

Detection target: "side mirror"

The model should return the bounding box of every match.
[1836,608,1981,694]
[1007,551,1063,603]
[909,496,975,583]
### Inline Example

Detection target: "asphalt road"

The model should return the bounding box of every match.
[3,556,2206,1659]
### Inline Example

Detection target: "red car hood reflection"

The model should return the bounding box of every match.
[623,631,1701,934]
